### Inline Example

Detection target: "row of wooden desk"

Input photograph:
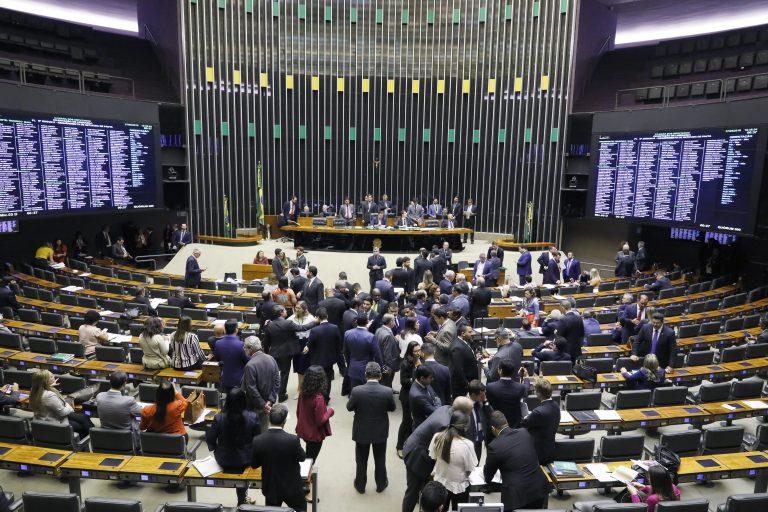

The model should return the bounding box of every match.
[0,443,318,511]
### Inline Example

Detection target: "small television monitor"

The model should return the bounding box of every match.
[0,218,18,234]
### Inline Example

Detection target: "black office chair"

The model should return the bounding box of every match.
[701,426,745,455]
[553,438,594,462]
[89,427,135,455]
[677,325,700,339]
[664,304,684,317]
[614,357,641,372]
[56,375,87,396]
[540,361,572,376]
[106,284,125,295]
[595,310,618,323]
[743,314,761,329]
[692,381,732,403]
[575,297,595,309]
[151,289,170,299]
[85,497,143,512]
[731,378,764,399]
[722,293,747,308]
[587,333,613,346]
[97,320,120,334]
[658,289,675,300]
[129,323,144,336]
[18,308,41,323]
[101,299,126,313]
[0,416,29,444]
[129,347,144,364]
[138,383,159,403]
[89,282,107,292]
[0,332,24,350]
[157,305,181,319]
[246,284,264,294]
[217,310,244,322]
[140,432,201,459]
[39,312,63,327]
[3,369,33,390]
[232,296,256,308]
[95,345,127,363]
[645,429,702,458]
[22,492,80,512]
[742,424,768,451]
[565,391,602,411]
[517,335,545,350]
[28,336,57,354]
[56,340,85,358]
[131,273,149,284]
[217,282,238,292]
[127,302,148,316]
[612,390,652,410]
[183,308,208,321]
[725,318,745,332]
[687,350,716,366]
[716,493,768,512]
[720,345,747,363]
[587,358,615,374]
[746,343,768,359]
[116,270,132,281]
[597,282,615,293]
[153,276,172,286]
[687,301,706,314]
[30,420,89,451]
[69,316,85,330]
[573,503,646,512]
[78,296,99,309]
[652,386,688,406]
[473,317,499,329]
[656,500,710,512]
[157,503,223,512]
[59,294,79,306]
[699,321,722,336]
[596,434,644,462]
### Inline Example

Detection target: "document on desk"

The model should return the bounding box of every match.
[192,455,223,478]
[560,410,576,423]
[585,463,616,482]
[108,334,133,344]
[743,400,768,409]
[611,466,639,484]
[469,466,501,485]
[99,310,115,317]
[595,410,622,421]
[60,285,83,292]
[193,408,211,425]
[50,263,65,269]
[300,459,314,478]
[149,298,167,309]
[205,303,221,309]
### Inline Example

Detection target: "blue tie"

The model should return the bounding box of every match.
[651,329,660,354]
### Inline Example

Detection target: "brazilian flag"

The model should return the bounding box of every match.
[523,201,534,243]
[256,161,265,226]
[223,195,232,237]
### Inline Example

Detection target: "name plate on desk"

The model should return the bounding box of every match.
[312,217,327,226]
[332,218,347,227]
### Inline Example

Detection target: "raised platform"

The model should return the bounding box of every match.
[197,234,262,246]
[280,225,472,251]
[492,239,552,251]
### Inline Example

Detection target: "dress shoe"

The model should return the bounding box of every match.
[354,483,365,494]
[376,480,389,493]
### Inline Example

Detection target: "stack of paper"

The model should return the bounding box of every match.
[560,410,576,423]
[205,303,221,309]
[60,286,83,292]
[743,400,768,409]
[99,310,115,317]
[50,263,65,269]
[149,298,167,309]
[192,455,223,477]
[585,463,615,482]
[595,410,622,421]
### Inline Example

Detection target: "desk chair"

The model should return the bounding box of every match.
[22,286,39,299]
[101,299,126,313]
[138,383,159,403]
[0,416,29,444]
[31,420,89,451]
[158,503,222,512]
[56,375,87,396]
[559,285,579,295]
[664,304,684,317]
[658,289,675,300]
[588,358,615,374]
[246,284,264,294]
[28,336,56,354]
[69,316,85,330]
[652,386,688,406]
[232,296,256,308]
[553,438,594,462]
[573,502,645,512]
[678,324,700,339]
[687,301,707,314]
[474,317,499,330]
[90,282,107,292]
[85,497,143,512]
[183,308,208,321]
[131,273,149,284]
[153,276,171,286]
[587,333,613,346]
[140,432,201,459]
[595,310,617,323]
[725,317,745,332]
[151,289,170,299]
[60,294,79,306]
[575,297,595,309]
[69,277,85,288]
[95,345,126,363]
[743,314,761,329]
[701,426,745,454]
[129,323,144,336]
[3,369,33,390]
[742,424,768,451]
[595,296,618,308]
[217,282,238,292]
[170,278,186,288]
[730,378,764,399]
[198,281,218,291]
[612,389,652,410]
[565,391,602,411]
[78,297,99,309]
[129,347,144,364]
[55,340,85,358]
[656,500,710,512]
[18,308,41,323]
[127,302,148,316]
[686,350,716,366]
[97,320,120,334]
[517,335,545,350]
[720,345,747,363]
[21,492,79,512]
[614,357,641,372]
[157,305,181,319]
[717,493,768,512]
[36,289,53,302]
[644,429,702,458]
[598,282,615,292]
[614,280,631,290]
[0,332,24,350]
[746,343,768,359]
[699,321,722,336]
[116,270,132,281]
[90,427,135,455]
[106,284,125,295]
[217,311,243,322]
[722,293,747,308]
[596,434,644,462]
[540,361,572,376]
[691,381,731,403]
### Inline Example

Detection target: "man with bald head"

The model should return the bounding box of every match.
[184,248,205,288]
[615,242,636,278]
[402,397,474,512]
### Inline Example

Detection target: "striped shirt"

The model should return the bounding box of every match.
[170,331,205,370]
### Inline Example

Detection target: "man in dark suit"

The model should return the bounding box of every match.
[263,305,316,401]
[420,343,452,406]
[272,248,287,278]
[557,300,585,362]
[0,281,20,313]
[374,271,396,303]
[486,360,528,428]
[532,336,572,369]
[394,257,416,293]
[521,377,561,464]
[409,365,442,429]
[289,268,307,296]
[361,194,379,225]
[449,196,462,223]
[251,403,307,511]
[282,196,299,223]
[295,246,308,270]
[168,287,195,310]
[469,277,491,322]
[451,326,479,399]
[318,287,346,330]
[615,243,636,277]
[466,380,493,459]
[486,243,504,264]
[516,246,532,285]
[635,241,648,272]
[430,250,447,283]
[755,316,768,345]
[365,247,387,292]
[344,315,383,388]
[484,411,550,510]
[402,397,474,512]
[413,249,433,284]
[482,250,501,287]
[342,299,362,334]
[378,194,394,216]
[184,249,205,288]
[171,222,192,250]
[257,290,279,324]
[542,251,562,285]
[307,307,343,395]
[300,266,324,314]
[94,225,112,257]
[438,270,455,296]
[484,328,522,382]
[645,270,672,293]
[537,245,556,275]
[347,362,396,493]
[617,293,650,343]
[462,199,477,244]
[632,311,677,371]
[563,251,581,282]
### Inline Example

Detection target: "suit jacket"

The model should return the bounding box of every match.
[646,277,673,293]
[615,251,636,277]
[289,275,307,296]
[536,252,550,274]
[346,380,396,444]
[532,343,571,365]
[373,279,396,302]
[563,258,581,282]
[95,231,112,255]
[521,399,561,464]
[263,317,315,359]
[439,278,454,296]
[96,389,142,432]
[756,329,768,345]
[542,262,561,285]
[463,204,477,226]
[0,285,20,312]
[375,326,400,372]
[168,296,195,310]
[449,202,462,221]
[378,200,394,215]
[427,203,443,218]
[618,303,648,343]
[485,341,523,382]
[361,201,379,223]
[213,335,250,389]
[422,359,452,406]
[339,203,356,220]
[483,428,550,509]
[430,255,447,283]
[409,381,442,429]
[251,428,306,504]
[517,252,532,277]
[433,318,457,365]
[558,311,585,361]
[344,327,383,382]
[407,203,424,223]
[483,257,501,283]
[413,257,433,284]
[317,296,346,328]
[391,267,415,293]
[486,378,528,428]
[367,254,387,282]
[172,229,192,246]
[470,287,492,320]
[241,351,280,410]
[632,324,677,368]
[396,215,414,228]
[403,405,453,477]
[635,247,648,271]
[450,338,478,396]
[272,258,286,278]
[296,254,308,270]
[282,200,298,222]
[184,256,202,288]
[301,278,324,313]
[307,321,342,368]
[487,246,504,264]
[466,400,493,449]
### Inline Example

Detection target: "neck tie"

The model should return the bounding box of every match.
[637,307,643,320]
[651,329,660,354]
[290,204,294,215]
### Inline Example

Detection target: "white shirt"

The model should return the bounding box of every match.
[428,433,478,493]
[399,332,423,358]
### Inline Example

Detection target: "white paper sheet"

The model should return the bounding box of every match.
[469,466,501,485]
[99,310,115,317]
[79,272,92,277]
[300,459,314,478]
[556,376,570,382]
[50,263,65,269]
[743,400,768,409]
[722,403,738,411]
[108,334,133,343]
[192,455,223,477]
[60,286,83,292]
[595,410,621,421]
[585,463,616,482]
[560,410,576,423]
[612,466,639,484]
[149,298,167,309]
[205,303,221,309]
[193,408,211,425]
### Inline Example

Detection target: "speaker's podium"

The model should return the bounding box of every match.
[241,263,272,280]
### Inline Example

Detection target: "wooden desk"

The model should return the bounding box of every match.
[156,368,204,385]
[9,351,85,372]
[0,445,70,475]
[78,360,158,380]
[198,234,262,245]
[242,263,272,280]
[716,451,768,492]
[59,452,132,497]
[281,224,472,251]
[0,443,21,461]
[119,456,187,484]
[4,319,79,341]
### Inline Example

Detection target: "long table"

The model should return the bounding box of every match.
[281,224,472,251]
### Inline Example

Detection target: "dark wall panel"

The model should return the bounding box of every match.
[181,0,576,241]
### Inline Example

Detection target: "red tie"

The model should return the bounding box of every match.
[290,203,295,215]
[637,307,643,320]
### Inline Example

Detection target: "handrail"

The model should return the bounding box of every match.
[135,253,176,271]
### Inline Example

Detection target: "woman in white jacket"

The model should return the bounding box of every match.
[29,370,93,439]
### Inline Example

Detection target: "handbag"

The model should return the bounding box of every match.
[183,390,206,424]
[654,443,681,479]
[573,360,598,383]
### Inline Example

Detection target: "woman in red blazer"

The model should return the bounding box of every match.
[296,365,334,461]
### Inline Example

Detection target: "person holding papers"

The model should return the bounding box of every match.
[140,380,187,435]
[78,309,110,357]
[206,388,261,505]
[626,464,681,512]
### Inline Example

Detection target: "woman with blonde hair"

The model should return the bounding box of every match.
[620,354,666,390]
[428,410,477,509]
[30,369,93,439]
[290,301,316,394]
[589,268,602,291]
[419,269,435,290]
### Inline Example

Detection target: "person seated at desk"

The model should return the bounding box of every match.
[0,383,21,410]
[52,238,67,264]
[299,205,313,217]
[79,309,111,358]
[532,336,571,367]
[645,270,673,293]
[96,371,143,449]
[140,380,187,436]
[253,250,270,265]
[0,280,20,313]
[169,316,206,371]
[626,464,681,512]
[30,369,93,439]
[34,241,54,267]
[168,287,196,310]
[582,310,602,341]
[206,388,261,506]
[322,203,336,217]
[71,231,88,259]
[621,354,666,390]
[369,211,386,228]
[110,237,132,262]
[396,210,414,228]
[540,309,562,339]
[132,286,157,317]
[753,315,768,344]
[139,316,171,369]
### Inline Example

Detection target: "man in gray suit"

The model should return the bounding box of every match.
[96,371,143,449]
[484,328,523,382]
[401,396,474,512]
[347,362,396,494]
[374,314,400,388]
[425,308,456,366]
[241,336,280,431]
